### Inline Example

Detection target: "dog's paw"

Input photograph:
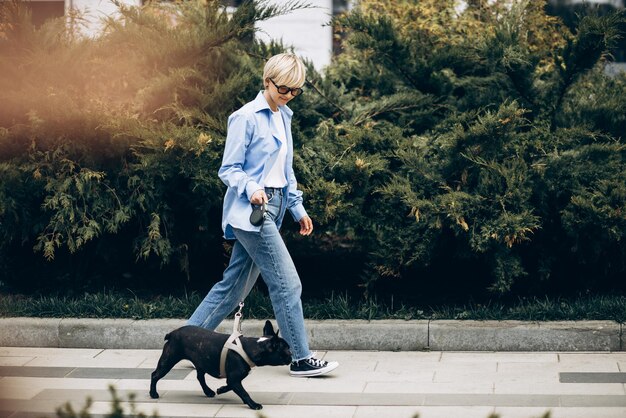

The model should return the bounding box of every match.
[216,385,229,395]
[149,391,159,399]
[203,389,216,398]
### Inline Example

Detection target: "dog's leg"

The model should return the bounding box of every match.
[149,343,180,399]
[216,384,232,395]
[228,379,261,410]
[196,370,216,398]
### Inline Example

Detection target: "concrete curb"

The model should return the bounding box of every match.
[0,318,622,351]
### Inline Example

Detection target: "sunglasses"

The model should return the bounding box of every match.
[269,79,304,97]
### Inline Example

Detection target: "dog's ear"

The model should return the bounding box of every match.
[263,320,276,337]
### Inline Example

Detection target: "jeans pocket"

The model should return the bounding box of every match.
[266,191,275,202]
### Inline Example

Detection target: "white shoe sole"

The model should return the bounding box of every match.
[289,361,339,377]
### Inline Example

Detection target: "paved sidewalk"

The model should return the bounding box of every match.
[0,348,625,418]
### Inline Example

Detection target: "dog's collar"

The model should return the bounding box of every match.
[219,332,256,378]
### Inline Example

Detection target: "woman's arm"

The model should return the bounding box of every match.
[218,113,263,202]
[287,166,308,222]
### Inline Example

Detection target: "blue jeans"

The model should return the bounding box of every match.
[187,187,311,361]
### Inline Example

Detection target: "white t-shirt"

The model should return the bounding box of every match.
[264,109,288,188]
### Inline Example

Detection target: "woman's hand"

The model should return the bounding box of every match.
[299,215,313,236]
[250,189,268,205]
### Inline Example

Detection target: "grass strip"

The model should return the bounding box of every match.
[0,290,624,322]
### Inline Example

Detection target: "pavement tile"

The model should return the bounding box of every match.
[353,406,423,418]
[323,351,442,363]
[0,399,87,415]
[35,388,155,403]
[0,386,43,400]
[560,372,626,383]
[115,378,200,393]
[560,394,626,407]
[354,406,496,418]
[0,366,73,378]
[220,375,365,394]
[0,377,116,390]
[319,359,377,373]
[491,374,557,387]
[365,381,494,394]
[1,412,53,418]
[25,356,146,368]
[493,407,555,418]
[555,361,620,372]
[247,376,362,394]
[0,348,101,357]
[90,400,221,417]
[3,348,626,417]
[430,362,500,373]
[96,349,163,358]
[494,370,558,382]
[216,405,357,418]
[434,371,500,383]
[496,407,626,418]
[155,390,238,405]
[66,367,189,380]
[151,390,294,407]
[497,361,618,373]
[289,392,425,406]
[559,353,626,363]
[0,358,34,367]
[31,389,112,402]
[376,360,498,374]
[248,374,368,393]
[364,370,435,383]
[549,408,626,418]
[441,353,559,363]
[373,361,439,374]
[494,381,626,395]
[424,394,560,407]
[138,358,195,369]
[418,406,496,418]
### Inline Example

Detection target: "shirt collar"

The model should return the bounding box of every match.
[252,91,294,117]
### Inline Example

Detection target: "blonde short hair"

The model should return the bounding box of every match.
[263,53,306,88]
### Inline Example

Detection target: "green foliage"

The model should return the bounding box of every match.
[2,290,625,322]
[0,0,624,298]
[296,0,626,295]
[0,0,308,290]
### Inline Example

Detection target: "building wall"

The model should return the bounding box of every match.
[69,0,141,37]
[255,0,333,72]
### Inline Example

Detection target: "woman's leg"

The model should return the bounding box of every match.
[233,222,311,361]
[187,240,260,330]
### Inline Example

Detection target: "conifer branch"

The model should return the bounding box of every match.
[305,80,346,115]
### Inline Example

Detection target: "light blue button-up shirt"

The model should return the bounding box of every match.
[219,91,308,239]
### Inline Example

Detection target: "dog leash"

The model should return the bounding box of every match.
[219,302,256,378]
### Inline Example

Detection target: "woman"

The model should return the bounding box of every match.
[188,53,338,377]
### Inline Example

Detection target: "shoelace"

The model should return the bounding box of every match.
[306,357,327,367]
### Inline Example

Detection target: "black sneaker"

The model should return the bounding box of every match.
[289,356,339,377]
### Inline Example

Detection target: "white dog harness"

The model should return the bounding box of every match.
[219,303,256,378]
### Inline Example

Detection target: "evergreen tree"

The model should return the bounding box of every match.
[0,0,624,299]
[0,0,307,291]
[297,0,626,296]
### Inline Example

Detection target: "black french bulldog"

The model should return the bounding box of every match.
[149,320,291,410]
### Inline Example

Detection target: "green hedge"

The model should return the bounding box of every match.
[0,0,624,299]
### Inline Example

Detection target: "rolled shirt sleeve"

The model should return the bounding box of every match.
[287,166,308,222]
